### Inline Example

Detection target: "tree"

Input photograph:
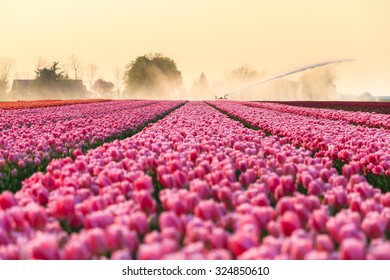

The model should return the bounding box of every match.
[229,64,261,81]
[299,67,336,100]
[87,64,98,91]
[68,54,83,80]
[215,64,263,100]
[197,72,209,91]
[123,53,182,96]
[36,57,49,69]
[92,78,114,94]
[361,92,373,100]
[34,61,68,98]
[14,70,32,79]
[35,61,66,83]
[113,67,122,97]
[0,58,14,94]
[191,72,210,99]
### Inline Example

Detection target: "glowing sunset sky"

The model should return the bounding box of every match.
[1,0,389,97]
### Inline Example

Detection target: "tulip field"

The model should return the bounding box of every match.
[0,99,110,110]
[0,100,390,260]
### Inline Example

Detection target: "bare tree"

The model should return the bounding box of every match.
[14,70,32,79]
[87,64,98,91]
[68,54,83,80]
[0,57,14,94]
[36,57,49,70]
[113,66,122,97]
[60,63,70,79]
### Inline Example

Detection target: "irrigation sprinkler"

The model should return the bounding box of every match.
[224,59,355,97]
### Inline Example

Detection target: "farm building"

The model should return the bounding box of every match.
[11,79,87,99]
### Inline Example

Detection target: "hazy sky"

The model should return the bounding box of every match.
[1,0,389,97]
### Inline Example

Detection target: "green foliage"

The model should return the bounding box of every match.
[35,61,67,84]
[123,53,182,95]
[365,172,390,193]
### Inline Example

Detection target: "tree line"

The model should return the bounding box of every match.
[1,53,337,100]
[0,53,183,98]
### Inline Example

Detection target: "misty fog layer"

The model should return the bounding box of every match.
[188,64,344,101]
[1,58,376,102]
[0,67,348,101]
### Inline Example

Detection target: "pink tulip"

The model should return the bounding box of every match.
[315,234,334,252]
[266,175,280,193]
[207,249,232,260]
[72,149,83,158]
[278,211,301,236]
[361,212,386,239]
[195,200,223,222]
[7,153,19,164]
[174,170,188,188]
[380,193,390,207]
[24,204,47,229]
[185,192,200,212]
[159,211,181,231]
[128,212,148,235]
[62,239,91,260]
[309,209,329,232]
[26,234,59,260]
[0,191,18,210]
[372,165,384,175]
[85,228,109,255]
[189,179,210,199]
[229,231,259,257]
[308,179,323,196]
[276,197,294,215]
[289,238,313,259]
[134,175,154,192]
[161,227,181,243]
[84,210,114,229]
[304,251,329,260]
[11,169,18,178]
[339,238,366,260]
[138,243,163,260]
[0,228,10,246]
[367,240,390,260]
[110,249,131,260]
[48,195,75,218]
[134,190,156,214]
[106,224,138,252]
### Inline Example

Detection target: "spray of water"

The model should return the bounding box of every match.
[226,59,354,97]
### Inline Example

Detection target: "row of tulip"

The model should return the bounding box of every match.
[244,101,390,129]
[0,102,388,259]
[277,101,390,115]
[208,101,390,191]
[0,99,110,110]
[0,100,184,192]
[0,100,155,131]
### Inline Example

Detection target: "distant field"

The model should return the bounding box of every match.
[0,99,111,110]
[273,101,390,114]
